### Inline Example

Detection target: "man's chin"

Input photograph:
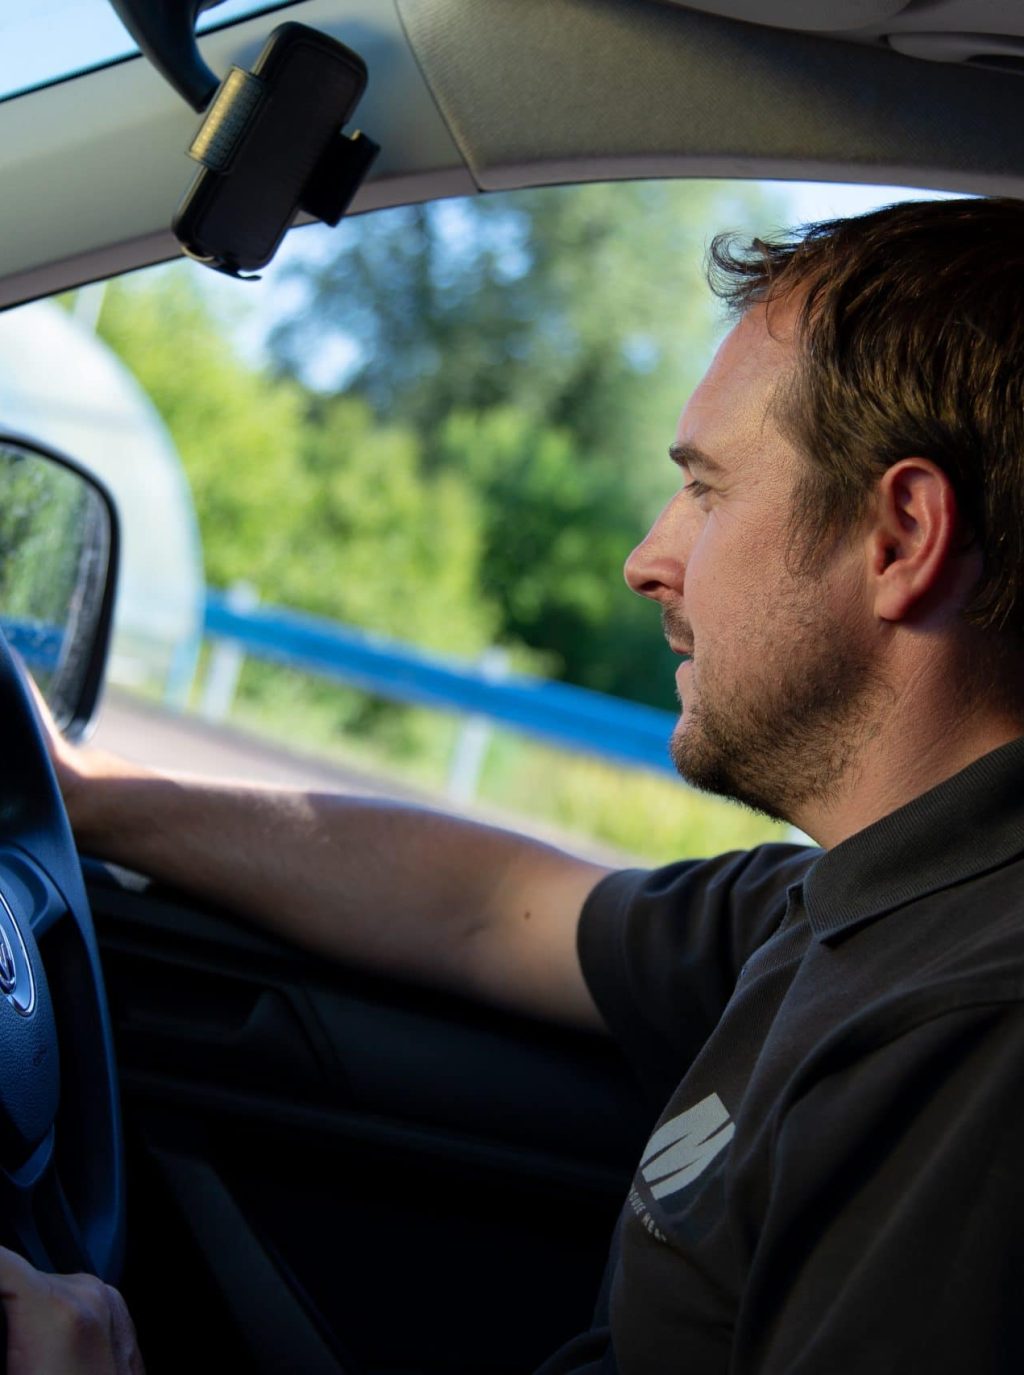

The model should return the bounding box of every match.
[668,718,706,790]
[668,716,788,823]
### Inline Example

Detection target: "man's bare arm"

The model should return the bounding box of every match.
[56,735,612,1032]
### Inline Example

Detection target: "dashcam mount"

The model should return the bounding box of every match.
[173,23,379,278]
[107,2,379,279]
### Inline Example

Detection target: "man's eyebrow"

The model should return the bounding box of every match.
[668,442,726,476]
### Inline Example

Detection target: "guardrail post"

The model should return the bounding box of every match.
[446,647,509,806]
[164,617,204,711]
[198,581,259,724]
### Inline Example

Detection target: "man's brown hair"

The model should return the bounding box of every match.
[707,197,1024,639]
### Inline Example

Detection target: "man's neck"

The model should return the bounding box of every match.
[795,681,1024,850]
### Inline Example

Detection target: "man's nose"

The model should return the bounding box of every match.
[624,501,686,602]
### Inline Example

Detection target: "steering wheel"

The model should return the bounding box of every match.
[0,632,124,1293]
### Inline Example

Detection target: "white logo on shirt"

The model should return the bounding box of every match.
[639,1092,735,1201]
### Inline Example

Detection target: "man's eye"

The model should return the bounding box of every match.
[683,478,710,499]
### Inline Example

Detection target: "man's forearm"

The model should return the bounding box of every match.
[66,755,610,1028]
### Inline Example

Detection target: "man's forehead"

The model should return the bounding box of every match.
[675,305,797,458]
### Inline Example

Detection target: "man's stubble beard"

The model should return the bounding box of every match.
[667,587,887,825]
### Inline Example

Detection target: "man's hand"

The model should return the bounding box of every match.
[23,669,82,794]
[0,1246,145,1374]
[19,666,138,836]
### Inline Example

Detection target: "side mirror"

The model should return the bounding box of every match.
[0,434,119,741]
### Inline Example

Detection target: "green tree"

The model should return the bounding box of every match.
[435,407,676,700]
[94,271,496,657]
[272,180,787,467]
[94,271,310,597]
[281,393,495,655]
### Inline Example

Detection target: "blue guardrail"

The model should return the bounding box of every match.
[205,590,679,777]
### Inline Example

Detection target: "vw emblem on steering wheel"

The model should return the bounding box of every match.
[0,928,15,994]
[0,889,35,1015]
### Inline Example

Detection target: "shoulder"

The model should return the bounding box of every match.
[583,841,818,954]
[579,843,818,1095]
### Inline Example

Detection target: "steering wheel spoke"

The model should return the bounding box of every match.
[0,1129,92,1275]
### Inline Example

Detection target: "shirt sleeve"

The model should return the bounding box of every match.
[736,996,1024,1374]
[577,843,816,1102]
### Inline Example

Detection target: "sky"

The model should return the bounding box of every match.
[0,0,288,99]
[782,179,957,223]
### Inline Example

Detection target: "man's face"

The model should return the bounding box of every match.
[624,305,881,824]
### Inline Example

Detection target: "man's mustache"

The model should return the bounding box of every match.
[661,608,694,652]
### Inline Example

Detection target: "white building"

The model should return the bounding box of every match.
[0,297,204,704]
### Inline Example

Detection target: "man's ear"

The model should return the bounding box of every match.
[866,459,967,623]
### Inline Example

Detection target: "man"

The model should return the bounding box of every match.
[10,194,1024,1371]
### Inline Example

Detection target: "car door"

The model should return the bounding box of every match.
[86,859,655,1375]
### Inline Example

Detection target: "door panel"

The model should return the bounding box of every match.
[85,860,655,1374]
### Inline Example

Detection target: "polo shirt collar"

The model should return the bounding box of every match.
[803,734,1024,940]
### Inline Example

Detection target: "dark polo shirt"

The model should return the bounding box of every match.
[541,737,1024,1374]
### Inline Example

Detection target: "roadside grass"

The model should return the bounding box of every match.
[478,731,787,863]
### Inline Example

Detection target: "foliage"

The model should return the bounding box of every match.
[479,732,787,864]
[270,181,775,470]
[268,179,787,702]
[94,272,497,657]
[434,406,677,698]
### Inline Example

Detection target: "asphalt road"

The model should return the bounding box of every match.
[91,689,637,867]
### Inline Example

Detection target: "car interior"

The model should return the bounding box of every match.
[1,1,1024,1371]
